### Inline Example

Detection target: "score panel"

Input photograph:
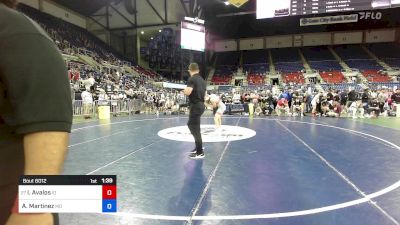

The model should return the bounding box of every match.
[257,0,400,19]
[18,175,117,213]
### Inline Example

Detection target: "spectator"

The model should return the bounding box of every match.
[81,88,93,119]
[367,98,380,118]
[276,98,289,116]
[362,88,370,111]
[349,100,365,119]
[311,92,322,117]
[391,88,400,115]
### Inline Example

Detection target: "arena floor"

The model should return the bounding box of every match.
[61,115,400,225]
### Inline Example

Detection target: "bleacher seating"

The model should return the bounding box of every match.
[332,45,383,71]
[271,48,304,73]
[215,65,235,75]
[212,65,235,85]
[383,58,400,67]
[212,52,240,85]
[309,61,343,71]
[243,63,269,74]
[18,4,132,65]
[17,3,171,94]
[367,43,400,68]
[217,51,240,65]
[368,82,400,90]
[18,3,400,93]
[211,76,232,85]
[243,84,272,92]
[333,45,370,60]
[146,28,187,71]
[362,70,392,82]
[242,50,268,83]
[275,62,304,73]
[243,50,268,64]
[302,46,335,61]
[247,74,265,85]
[302,46,342,71]
[346,59,383,70]
[271,48,301,62]
[218,85,233,93]
[320,83,362,91]
[282,72,305,84]
[367,43,400,59]
[320,71,346,84]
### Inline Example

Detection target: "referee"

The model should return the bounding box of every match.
[1,1,72,225]
[183,63,206,159]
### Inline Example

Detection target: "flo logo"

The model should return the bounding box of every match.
[359,12,382,20]
[158,125,256,143]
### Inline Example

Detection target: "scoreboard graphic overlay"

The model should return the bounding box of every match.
[18,175,117,213]
[257,0,400,19]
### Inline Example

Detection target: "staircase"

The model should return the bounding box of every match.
[317,73,326,84]
[207,54,219,85]
[298,49,312,71]
[268,50,276,74]
[328,46,350,70]
[315,84,324,92]
[207,68,215,85]
[361,45,393,70]
[78,54,100,68]
[123,66,140,77]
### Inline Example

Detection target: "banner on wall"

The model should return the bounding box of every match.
[300,14,358,26]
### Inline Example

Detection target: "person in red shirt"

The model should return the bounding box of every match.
[73,70,80,82]
[276,98,289,116]
[68,68,73,81]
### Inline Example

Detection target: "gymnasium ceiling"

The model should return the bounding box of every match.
[51,0,256,31]
[49,0,400,40]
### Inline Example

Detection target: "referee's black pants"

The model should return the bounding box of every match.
[187,102,205,154]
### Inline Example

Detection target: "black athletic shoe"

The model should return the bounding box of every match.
[189,147,205,154]
[189,152,205,159]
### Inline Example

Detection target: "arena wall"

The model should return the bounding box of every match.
[239,38,264,50]
[302,33,332,46]
[18,0,87,28]
[365,29,396,43]
[214,28,398,52]
[215,40,237,52]
[265,35,293,48]
[333,31,363,44]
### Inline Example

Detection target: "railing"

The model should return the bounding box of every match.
[72,99,143,117]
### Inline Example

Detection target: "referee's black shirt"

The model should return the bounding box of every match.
[187,73,206,105]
